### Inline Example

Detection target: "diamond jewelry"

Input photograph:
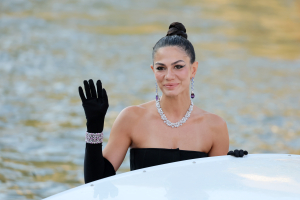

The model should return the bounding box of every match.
[191,77,195,99]
[156,81,159,101]
[156,97,194,128]
[85,132,103,144]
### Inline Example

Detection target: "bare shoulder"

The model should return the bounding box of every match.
[206,112,227,130]
[119,100,154,116]
[192,107,229,156]
[113,100,155,127]
[193,106,228,133]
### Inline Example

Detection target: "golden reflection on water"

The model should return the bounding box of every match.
[3,0,300,59]
[0,0,299,199]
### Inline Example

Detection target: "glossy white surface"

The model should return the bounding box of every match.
[44,154,300,200]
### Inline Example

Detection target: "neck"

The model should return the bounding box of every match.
[158,91,192,122]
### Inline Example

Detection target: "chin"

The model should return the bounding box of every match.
[163,90,180,97]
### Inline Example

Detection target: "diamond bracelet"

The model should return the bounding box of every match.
[85,132,103,144]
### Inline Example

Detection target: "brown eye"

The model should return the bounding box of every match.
[156,67,165,70]
[175,65,184,69]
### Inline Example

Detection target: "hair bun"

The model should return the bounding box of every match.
[166,22,187,39]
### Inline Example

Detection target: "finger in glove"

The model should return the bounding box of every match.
[78,86,86,102]
[97,80,103,100]
[84,80,92,99]
[239,149,244,157]
[234,149,239,157]
[89,79,97,98]
[102,88,109,107]
[228,149,248,157]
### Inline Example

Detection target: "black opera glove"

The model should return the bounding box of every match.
[227,149,248,157]
[78,79,109,133]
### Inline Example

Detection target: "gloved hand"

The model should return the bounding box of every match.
[227,149,248,157]
[78,79,109,133]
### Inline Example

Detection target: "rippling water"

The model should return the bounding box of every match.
[0,0,299,199]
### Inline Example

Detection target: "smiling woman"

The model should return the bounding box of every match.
[79,22,248,184]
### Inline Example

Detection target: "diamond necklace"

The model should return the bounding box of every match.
[156,97,194,128]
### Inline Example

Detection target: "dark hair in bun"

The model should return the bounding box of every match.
[152,22,195,64]
[166,22,187,39]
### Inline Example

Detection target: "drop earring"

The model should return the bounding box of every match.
[191,77,195,99]
[155,81,159,101]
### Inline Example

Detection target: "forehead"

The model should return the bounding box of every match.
[154,46,189,64]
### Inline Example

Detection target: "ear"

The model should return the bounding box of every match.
[191,61,198,78]
[151,65,154,73]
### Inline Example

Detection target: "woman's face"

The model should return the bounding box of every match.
[151,46,198,98]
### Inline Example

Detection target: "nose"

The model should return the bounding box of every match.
[165,68,175,80]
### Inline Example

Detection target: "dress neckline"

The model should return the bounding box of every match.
[130,147,208,154]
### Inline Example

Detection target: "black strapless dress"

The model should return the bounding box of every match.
[130,148,208,171]
[84,144,208,183]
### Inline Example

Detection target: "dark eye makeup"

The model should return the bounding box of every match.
[175,65,185,69]
[156,67,165,70]
[156,65,185,70]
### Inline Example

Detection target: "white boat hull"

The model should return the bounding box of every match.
[44,154,300,200]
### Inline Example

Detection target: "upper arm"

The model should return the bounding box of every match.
[207,114,229,157]
[103,106,136,171]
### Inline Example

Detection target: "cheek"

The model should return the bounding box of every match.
[177,68,190,81]
[155,72,164,81]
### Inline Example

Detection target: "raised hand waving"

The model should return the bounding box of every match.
[78,79,109,133]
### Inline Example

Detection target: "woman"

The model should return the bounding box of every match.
[79,22,247,184]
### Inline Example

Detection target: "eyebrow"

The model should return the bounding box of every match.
[155,60,185,66]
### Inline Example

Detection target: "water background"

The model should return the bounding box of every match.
[0,0,300,199]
